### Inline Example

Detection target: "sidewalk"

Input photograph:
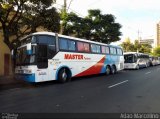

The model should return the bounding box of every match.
[0,75,25,90]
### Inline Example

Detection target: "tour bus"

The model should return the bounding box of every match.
[124,52,150,69]
[14,32,124,83]
[149,56,159,66]
[158,57,160,65]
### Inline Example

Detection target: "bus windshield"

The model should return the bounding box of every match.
[124,54,137,63]
[16,46,36,66]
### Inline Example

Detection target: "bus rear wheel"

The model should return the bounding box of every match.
[58,68,71,83]
[111,65,116,74]
[106,65,111,75]
[136,64,139,70]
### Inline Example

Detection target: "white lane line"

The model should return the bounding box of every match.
[108,80,128,89]
[145,72,151,75]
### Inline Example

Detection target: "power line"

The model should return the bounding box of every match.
[67,0,73,12]
[54,2,85,17]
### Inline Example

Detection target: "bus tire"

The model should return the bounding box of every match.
[106,65,111,75]
[58,68,71,83]
[136,64,139,70]
[111,65,116,74]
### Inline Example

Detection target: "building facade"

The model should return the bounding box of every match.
[0,32,13,76]
[156,22,160,47]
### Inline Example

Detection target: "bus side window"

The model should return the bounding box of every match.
[110,47,114,55]
[101,46,106,54]
[77,42,90,53]
[117,48,123,55]
[59,38,68,50]
[91,44,100,53]
[106,46,110,54]
[68,40,76,51]
[59,38,76,51]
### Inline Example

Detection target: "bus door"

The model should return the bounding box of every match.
[36,44,48,82]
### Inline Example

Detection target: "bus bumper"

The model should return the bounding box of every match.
[15,74,35,82]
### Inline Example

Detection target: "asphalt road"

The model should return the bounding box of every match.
[0,65,160,113]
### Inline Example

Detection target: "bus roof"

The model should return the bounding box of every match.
[124,52,149,55]
[20,31,122,49]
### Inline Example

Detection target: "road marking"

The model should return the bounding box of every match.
[108,80,128,88]
[145,72,151,75]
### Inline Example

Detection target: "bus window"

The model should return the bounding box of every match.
[37,35,55,45]
[84,43,90,52]
[59,38,76,51]
[59,38,68,50]
[101,46,106,53]
[106,46,110,54]
[91,44,101,53]
[77,42,90,52]
[110,47,114,54]
[113,48,117,55]
[68,40,76,51]
[117,48,123,55]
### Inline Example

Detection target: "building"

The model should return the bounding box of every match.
[139,39,154,47]
[0,32,13,76]
[156,21,160,47]
[139,39,154,44]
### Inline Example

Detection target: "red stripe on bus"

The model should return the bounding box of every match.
[75,56,105,77]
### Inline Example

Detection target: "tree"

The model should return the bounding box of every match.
[121,38,152,53]
[153,46,160,57]
[64,9,122,44]
[139,44,152,53]
[0,0,59,50]
[121,38,134,52]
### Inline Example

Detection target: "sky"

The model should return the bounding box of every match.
[55,0,160,43]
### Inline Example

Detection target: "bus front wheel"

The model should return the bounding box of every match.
[58,68,71,83]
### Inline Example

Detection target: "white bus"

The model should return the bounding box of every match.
[124,52,150,69]
[149,56,159,66]
[14,32,124,83]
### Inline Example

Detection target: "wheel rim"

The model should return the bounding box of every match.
[112,66,115,74]
[62,71,67,80]
[106,67,110,75]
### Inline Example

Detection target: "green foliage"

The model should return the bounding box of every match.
[153,47,160,57]
[0,0,59,50]
[121,38,152,53]
[121,38,135,52]
[64,9,122,44]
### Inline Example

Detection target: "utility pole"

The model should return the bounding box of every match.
[60,0,67,34]
[60,0,73,34]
